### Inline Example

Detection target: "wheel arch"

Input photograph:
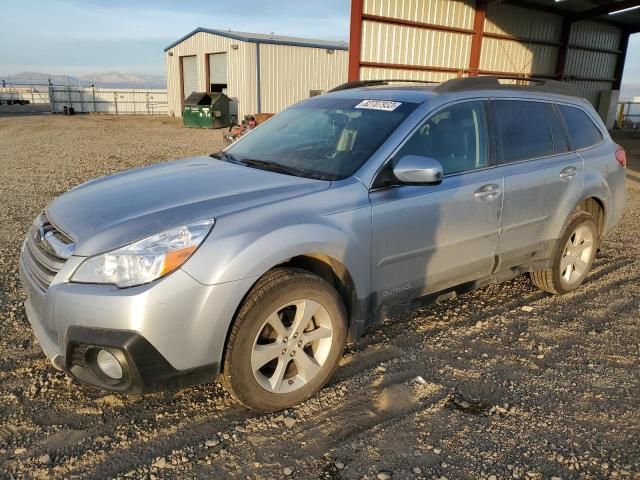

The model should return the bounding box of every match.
[219,252,363,373]
[278,254,360,339]
[574,195,606,246]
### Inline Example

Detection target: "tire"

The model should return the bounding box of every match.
[530,211,597,295]
[221,268,347,412]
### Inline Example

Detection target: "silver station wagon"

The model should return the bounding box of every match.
[20,77,627,411]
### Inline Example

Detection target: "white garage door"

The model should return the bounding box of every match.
[182,55,198,100]
[209,53,227,85]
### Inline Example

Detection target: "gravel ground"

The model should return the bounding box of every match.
[0,115,639,480]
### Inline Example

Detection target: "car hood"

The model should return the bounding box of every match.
[47,157,329,256]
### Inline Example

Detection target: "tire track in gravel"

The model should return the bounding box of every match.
[28,346,422,477]
[60,408,251,480]
[180,376,449,479]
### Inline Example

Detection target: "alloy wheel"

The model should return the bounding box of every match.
[251,299,334,394]
[559,224,595,288]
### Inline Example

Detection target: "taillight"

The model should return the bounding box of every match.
[615,146,627,168]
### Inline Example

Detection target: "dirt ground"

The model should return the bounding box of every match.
[0,115,638,480]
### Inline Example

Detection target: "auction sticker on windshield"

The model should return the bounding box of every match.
[355,100,402,111]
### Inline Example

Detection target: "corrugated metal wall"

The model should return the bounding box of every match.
[166,31,347,119]
[355,0,624,110]
[484,4,561,41]
[482,3,560,77]
[360,0,474,81]
[364,0,475,29]
[566,21,621,105]
[360,68,457,82]
[259,44,348,113]
[165,31,257,119]
[361,20,472,70]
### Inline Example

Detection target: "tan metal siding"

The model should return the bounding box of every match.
[569,21,621,51]
[360,67,457,83]
[258,44,348,114]
[566,49,617,80]
[566,21,621,106]
[361,20,471,70]
[363,0,475,29]
[166,31,257,119]
[481,3,561,76]
[484,3,562,42]
[479,38,558,76]
[568,80,612,106]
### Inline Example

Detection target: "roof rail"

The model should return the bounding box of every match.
[328,79,438,92]
[433,76,580,97]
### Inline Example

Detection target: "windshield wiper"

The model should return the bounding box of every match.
[212,153,329,180]
[240,158,313,178]
[210,151,241,164]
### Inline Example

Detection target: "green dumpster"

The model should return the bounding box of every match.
[182,92,231,129]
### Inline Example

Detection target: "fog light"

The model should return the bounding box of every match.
[96,349,123,380]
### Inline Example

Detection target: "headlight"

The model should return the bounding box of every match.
[71,219,214,288]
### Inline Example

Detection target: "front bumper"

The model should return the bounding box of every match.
[19,250,257,393]
[64,327,218,393]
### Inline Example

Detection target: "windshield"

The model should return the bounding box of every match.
[224,97,419,180]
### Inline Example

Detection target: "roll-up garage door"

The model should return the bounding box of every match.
[182,55,197,100]
[209,53,227,86]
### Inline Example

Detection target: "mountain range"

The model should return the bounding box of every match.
[1,71,166,89]
[2,70,639,99]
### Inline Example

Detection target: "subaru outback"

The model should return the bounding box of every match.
[20,76,627,411]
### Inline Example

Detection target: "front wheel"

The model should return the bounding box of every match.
[221,268,347,412]
[530,211,597,295]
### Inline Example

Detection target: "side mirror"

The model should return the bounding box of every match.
[393,155,444,185]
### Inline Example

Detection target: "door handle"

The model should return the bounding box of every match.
[559,166,577,179]
[474,184,500,200]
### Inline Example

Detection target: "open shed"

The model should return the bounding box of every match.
[348,0,640,127]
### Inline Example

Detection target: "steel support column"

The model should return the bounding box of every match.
[469,0,487,76]
[556,18,572,81]
[613,31,631,91]
[348,0,364,81]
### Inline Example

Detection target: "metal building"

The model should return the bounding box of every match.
[164,28,349,120]
[348,0,640,127]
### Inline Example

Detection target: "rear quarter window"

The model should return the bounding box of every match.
[494,100,554,163]
[548,104,570,154]
[558,104,603,150]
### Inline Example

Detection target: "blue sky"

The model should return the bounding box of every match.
[0,0,350,75]
[0,0,638,91]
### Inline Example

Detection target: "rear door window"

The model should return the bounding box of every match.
[548,104,570,154]
[558,105,603,150]
[494,100,554,163]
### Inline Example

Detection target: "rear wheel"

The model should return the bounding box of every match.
[221,268,347,412]
[530,211,597,295]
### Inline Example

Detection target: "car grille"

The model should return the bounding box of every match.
[22,213,74,292]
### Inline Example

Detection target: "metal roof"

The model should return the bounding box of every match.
[164,28,349,52]
[505,0,640,31]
